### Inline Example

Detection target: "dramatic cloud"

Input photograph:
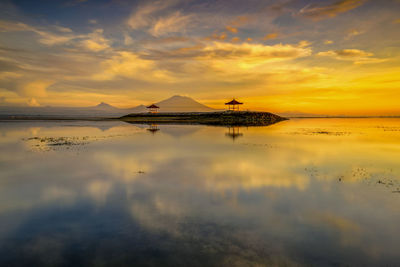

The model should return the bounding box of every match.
[92,51,173,82]
[299,0,367,20]
[0,0,399,114]
[202,41,311,62]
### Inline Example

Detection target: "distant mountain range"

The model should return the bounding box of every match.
[0,95,217,118]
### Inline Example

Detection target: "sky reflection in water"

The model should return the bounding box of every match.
[0,119,400,266]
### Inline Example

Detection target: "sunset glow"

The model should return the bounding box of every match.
[0,0,399,115]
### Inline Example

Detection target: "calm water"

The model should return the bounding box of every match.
[0,118,400,266]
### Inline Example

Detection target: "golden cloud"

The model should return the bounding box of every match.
[188,42,314,80]
[92,51,173,82]
[263,32,279,40]
[0,19,108,48]
[0,20,35,32]
[150,11,192,37]
[79,29,111,51]
[126,0,172,30]
[318,49,372,58]
[299,0,367,20]
[19,80,53,97]
[317,49,387,64]
[231,37,240,43]
[54,25,73,33]
[201,41,312,62]
[205,32,227,41]
[226,26,238,33]
[126,0,189,37]
[346,29,364,38]
[27,97,40,107]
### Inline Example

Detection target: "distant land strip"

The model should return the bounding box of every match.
[120,111,287,126]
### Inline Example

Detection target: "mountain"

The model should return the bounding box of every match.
[0,95,216,118]
[91,102,118,110]
[155,95,216,112]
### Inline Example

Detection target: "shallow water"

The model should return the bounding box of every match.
[0,118,400,266]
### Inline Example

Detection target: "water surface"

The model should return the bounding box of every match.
[0,118,400,266]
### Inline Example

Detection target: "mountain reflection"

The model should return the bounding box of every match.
[0,119,400,266]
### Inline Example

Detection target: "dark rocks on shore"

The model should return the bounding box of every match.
[119,111,288,126]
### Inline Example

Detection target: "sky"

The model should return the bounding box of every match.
[0,0,399,115]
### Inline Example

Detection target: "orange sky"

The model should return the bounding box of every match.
[0,0,399,115]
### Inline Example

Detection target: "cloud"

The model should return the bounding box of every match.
[19,80,53,97]
[0,72,22,80]
[324,40,334,45]
[79,29,111,51]
[54,25,73,33]
[0,20,113,50]
[263,32,279,40]
[0,20,80,46]
[297,40,312,48]
[318,49,371,58]
[0,20,35,32]
[126,0,178,30]
[124,33,134,45]
[92,51,173,82]
[126,1,192,37]
[317,49,387,64]
[231,37,240,43]
[229,16,249,27]
[346,29,364,38]
[222,16,248,36]
[201,41,312,65]
[37,31,77,46]
[205,32,227,41]
[27,98,40,107]
[144,36,190,45]
[225,26,238,33]
[149,11,192,37]
[299,0,367,20]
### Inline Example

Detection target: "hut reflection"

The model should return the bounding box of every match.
[147,124,160,134]
[225,126,243,141]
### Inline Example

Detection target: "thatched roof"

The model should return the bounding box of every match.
[225,99,243,105]
[146,104,159,109]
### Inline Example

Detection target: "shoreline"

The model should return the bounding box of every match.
[0,114,399,122]
[120,111,287,126]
